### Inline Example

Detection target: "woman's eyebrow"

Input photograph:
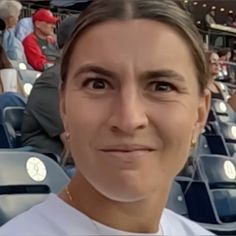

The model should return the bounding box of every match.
[73,64,117,79]
[73,65,186,82]
[142,69,186,82]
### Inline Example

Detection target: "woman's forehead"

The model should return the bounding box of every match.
[69,20,195,73]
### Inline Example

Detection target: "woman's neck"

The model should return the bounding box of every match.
[59,172,171,233]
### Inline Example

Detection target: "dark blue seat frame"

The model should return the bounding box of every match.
[193,155,236,224]
[177,177,236,235]
[0,106,25,148]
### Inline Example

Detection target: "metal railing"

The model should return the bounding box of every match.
[21,3,80,23]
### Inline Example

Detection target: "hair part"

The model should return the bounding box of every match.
[61,0,209,95]
[0,0,22,19]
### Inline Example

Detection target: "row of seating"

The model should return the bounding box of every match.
[1,78,236,234]
[176,79,236,234]
[10,60,42,96]
[0,149,235,235]
[169,154,236,235]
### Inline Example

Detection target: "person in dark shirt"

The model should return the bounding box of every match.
[206,50,226,100]
[21,15,78,157]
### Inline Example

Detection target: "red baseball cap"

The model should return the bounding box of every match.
[32,9,59,24]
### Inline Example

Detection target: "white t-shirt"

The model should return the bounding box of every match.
[0,194,214,235]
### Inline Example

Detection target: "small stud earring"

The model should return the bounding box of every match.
[191,138,197,148]
[65,132,70,141]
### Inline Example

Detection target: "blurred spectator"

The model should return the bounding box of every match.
[226,13,234,27]
[50,0,92,11]
[23,9,59,71]
[218,47,232,62]
[0,0,26,61]
[206,50,225,100]
[217,47,235,82]
[21,16,78,158]
[0,44,25,96]
[205,10,216,27]
[15,17,33,42]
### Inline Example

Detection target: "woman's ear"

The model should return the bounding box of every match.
[59,85,69,133]
[194,89,211,137]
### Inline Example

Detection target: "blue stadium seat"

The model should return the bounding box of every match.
[194,155,236,223]
[167,180,188,217]
[205,133,230,156]
[0,151,69,225]
[18,69,41,84]
[177,177,236,235]
[211,99,236,123]
[193,134,211,156]
[192,134,229,157]
[217,122,236,156]
[1,106,25,148]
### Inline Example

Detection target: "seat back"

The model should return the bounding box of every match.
[193,134,211,156]
[167,181,188,217]
[218,122,236,143]
[0,124,10,148]
[212,99,236,123]
[195,155,236,222]
[184,180,221,224]
[0,151,69,191]
[205,134,230,156]
[212,189,236,222]
[10,60,32,71]
[18,69,41,84]
[2,106,25,148]
[197,155,236,187]
[0,151,69,225]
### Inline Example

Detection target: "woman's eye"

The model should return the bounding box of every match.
[82,79,112,90]
[148,81,176,92]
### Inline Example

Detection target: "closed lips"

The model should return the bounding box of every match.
[100,145,156,152]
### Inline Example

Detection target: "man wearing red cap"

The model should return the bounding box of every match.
[23,9,59,71]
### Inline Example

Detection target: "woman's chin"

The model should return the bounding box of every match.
[93,180,156,203]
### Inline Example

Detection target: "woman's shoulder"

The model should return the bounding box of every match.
[0,193,95,235]
[161,208,215,235]
[0,194,59,235]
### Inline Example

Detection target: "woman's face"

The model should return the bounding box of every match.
[209,53,220,77]
[61,20,210,202]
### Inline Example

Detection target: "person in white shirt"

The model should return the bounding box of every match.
[0,0,214,235]
[0,0,26,61]
[15,17,33,42]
